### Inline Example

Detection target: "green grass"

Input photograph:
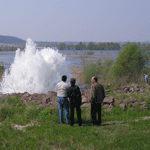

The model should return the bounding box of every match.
[0,96,150,150]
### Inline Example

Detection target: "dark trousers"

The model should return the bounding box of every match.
[91,102,102,125]
[70,103,82,126]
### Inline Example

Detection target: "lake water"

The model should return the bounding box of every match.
[0,50,119,70]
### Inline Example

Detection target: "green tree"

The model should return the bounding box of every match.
[58,43,66,50]
[112,44,145,81]
[75,42,86,50]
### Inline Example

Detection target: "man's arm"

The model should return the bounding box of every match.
[102,86,105,99]
[77,86,81,97]
[91,85,96,102]
[55,83,58,93]
[77,86,82,105]
[66,87,71,98]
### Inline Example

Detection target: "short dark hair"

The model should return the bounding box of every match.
[70,78,76,85]
[93,76,98,82]
[62,75,67,82]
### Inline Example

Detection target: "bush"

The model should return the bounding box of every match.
[112,44,145,82]
[83,63,99,84]
[0,64,4,78]
[83,60,113,84]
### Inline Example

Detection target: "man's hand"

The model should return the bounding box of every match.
[89,99,92,103]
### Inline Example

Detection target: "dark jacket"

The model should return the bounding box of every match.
[91,83,105,103]
[67,85,82,106]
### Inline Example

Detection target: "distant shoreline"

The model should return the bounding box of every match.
[0,49,120,52]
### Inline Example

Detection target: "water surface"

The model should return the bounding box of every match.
[0,50,119,69]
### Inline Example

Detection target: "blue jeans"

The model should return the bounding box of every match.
[57,97,69,124]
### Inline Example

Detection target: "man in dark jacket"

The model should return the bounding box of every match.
[67,78,82,126]
[90,76,105,125]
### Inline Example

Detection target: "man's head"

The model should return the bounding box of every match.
[91,76,98,84]
[70,78,76,86]
[62,75,67,82]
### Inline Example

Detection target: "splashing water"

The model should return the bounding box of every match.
[0,39,69,94]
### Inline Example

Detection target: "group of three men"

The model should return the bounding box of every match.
[55,75,105,126]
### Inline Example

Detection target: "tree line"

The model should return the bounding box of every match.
[0,44,24,51]
[0,42,150,51]
[57,42,120,50]
[36,42,121,50]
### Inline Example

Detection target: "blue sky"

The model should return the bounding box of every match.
[0,0,150,42]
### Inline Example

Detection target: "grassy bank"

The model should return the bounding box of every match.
[0,96,150,150]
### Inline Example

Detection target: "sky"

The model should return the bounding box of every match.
[0,0,150,42]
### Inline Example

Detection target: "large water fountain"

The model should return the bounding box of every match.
[0,39,69,94]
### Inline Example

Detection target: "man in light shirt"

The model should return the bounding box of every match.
[144,74,149,84]
[55,75,69,124]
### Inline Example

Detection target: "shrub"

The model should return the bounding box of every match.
[83,63,99,84]
[83,60,113,84]
[0,64,4,78]
[112,44,145,82]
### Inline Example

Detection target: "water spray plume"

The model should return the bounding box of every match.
[0,39,68,94]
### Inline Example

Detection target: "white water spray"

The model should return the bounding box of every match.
[0,39,69,94]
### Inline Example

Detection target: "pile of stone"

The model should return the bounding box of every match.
[102,96,115,111]
[21,91,56,106]
[81,89,116,109]
[103,96,115,106]
[122,85,144,93]
[119,99,148,110]
[81,88,91,104]
[0,93,8,99]
[0,87,148,111]
[0,91,57,107]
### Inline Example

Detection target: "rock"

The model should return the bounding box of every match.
[139,101,148,110]
[103,104,113,112]
[122,85,145,93]
[103,97,115,106]
[12,121,39,131]
[0,93,8,99]
[21,92,32,102]
[81,89,91,103]
[129,87,134,93]
[81,93,90,107]
[119,102,127,110]
[128,99,139,107]
[127,99,138,107]
[139,101,146,105]
[139,88,144,93]
[134,86,140,92]
[20,91,57,106]
[128,99,137,103]
[0,91,56,107]
[123,87,130,93]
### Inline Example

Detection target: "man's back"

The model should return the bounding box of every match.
[67,85,81,105]
[56,81,69,97]
[91,83,105,103]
